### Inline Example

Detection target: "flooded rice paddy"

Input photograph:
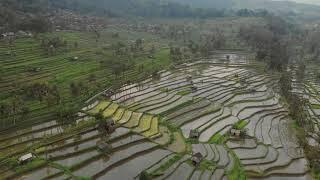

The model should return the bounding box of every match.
[0,51,313,179]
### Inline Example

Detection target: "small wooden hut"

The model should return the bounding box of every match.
[189,129,200,139]
[191,152,203,166]
[18,153,34,164]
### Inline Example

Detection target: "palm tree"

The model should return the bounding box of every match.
[11,96,23,125]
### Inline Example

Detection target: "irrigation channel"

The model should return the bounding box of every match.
[0,51,313,179]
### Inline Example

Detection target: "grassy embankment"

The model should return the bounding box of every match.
[0,28,172,129]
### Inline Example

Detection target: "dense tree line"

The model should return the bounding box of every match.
[0,0,49,13]
[0,0,273,34]
[304,30,320,61]
[236,9,269,17]
[49,0,271,19]
[49,0,226,18]
[0,79,89,127]
[40,36,69,56]
[238,16,292,71]
[0,0,51,33]
[279,71,307,128]
[0,96,29,126]
[185,32,227,58]
[23,83,60,102]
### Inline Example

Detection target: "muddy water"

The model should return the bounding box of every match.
[190,170,202,180]
[241,146,278,165]
[166,162,194,180]
[0,120,58,142]
[16,166,62,180]
[97,149,171,180]
[181,110,222,138]
[199,115,238,142]
[250,175,313,180]
[234,144,268,160]
[73,142,158,177]
[55,150,99,167]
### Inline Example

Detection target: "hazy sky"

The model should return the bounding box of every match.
[274,0,320,5]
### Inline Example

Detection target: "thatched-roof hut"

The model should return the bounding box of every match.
[191,152,203,166]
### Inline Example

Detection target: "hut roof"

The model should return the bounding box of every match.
[231,128,243,137]
[189,129,200,138]
[191,152,203,165]
[19,153,33,162]
[231,129,241,133]
[2,32,14,37]
[193,152,203,159]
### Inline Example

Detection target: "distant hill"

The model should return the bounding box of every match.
[169,0,320,12]
[168,0,320,20]
[232,0,319,11]
[168,0,233,9]
[49,0,232,17]
[272,0,320,5]
[2,0,320,26]
[232,0,320,20]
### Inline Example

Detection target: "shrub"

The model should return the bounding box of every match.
[139,171,151,180]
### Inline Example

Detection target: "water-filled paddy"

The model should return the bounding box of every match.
[1,52,313,179]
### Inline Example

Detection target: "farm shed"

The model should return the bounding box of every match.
[191,152,203,166]
[189,129,200,139]
[18,153,34,164]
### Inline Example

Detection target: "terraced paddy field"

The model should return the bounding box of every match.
[288,63,320,148]
[0,28,172,131]
[0,51,313,179]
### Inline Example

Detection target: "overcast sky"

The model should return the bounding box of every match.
[274,0,320,5]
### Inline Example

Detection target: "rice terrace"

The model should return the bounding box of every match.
[1,0,320,180]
